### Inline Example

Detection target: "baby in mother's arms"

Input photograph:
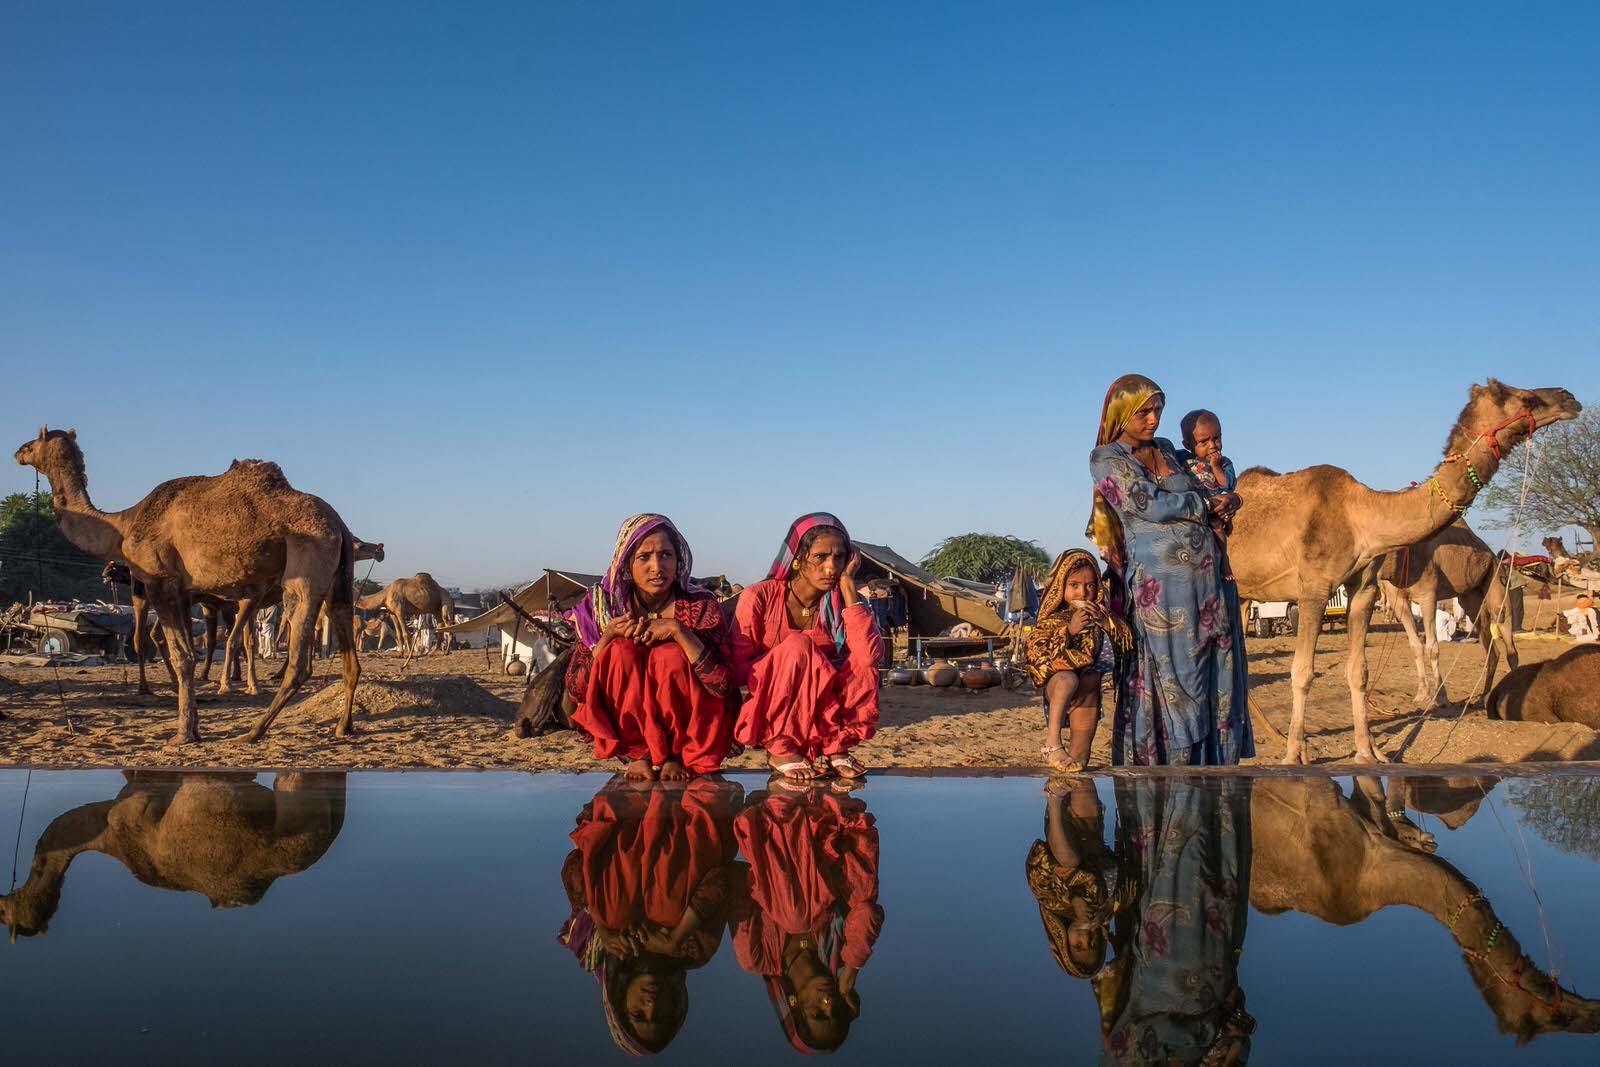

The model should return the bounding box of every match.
[1177,408,1242,576]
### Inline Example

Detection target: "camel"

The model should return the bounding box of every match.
[1,771,345,941]
[1376,518,1518,710]
[1229,380,1581,764]
[356,573,455,668]
[14,427,360,743]
[1543,536,1600,592]
[1251,776,1600,1042]
[1487,644,1600,728]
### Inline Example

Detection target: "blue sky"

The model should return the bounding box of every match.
[4,2,1597,590]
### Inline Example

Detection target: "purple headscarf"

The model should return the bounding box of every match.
[569,513,712,649]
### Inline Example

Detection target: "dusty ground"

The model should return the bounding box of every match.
[1,603,1594,772]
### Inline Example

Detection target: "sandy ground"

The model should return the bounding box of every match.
[3,596,1595,773]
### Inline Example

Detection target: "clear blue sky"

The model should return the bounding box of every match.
[5,2,1597,589]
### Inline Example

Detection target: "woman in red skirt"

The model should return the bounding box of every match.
[734,513,884,780]
[565,513,736,780]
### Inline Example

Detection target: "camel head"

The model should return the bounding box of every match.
[13,425,82,480]
[353,538,385,563]
[0,886,56,943]
[1542,536,1571,561]
[1453,381,1582,459]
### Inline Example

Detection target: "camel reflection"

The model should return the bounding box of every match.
[1,771,347,942]
[1252,776,1600,1043]
[558,777,745,1056]
[729,781,884,1055]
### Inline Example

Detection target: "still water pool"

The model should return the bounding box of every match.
[1,769,1597,1064]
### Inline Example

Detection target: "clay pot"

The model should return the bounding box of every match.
[960,667,994,690]
[923,659,959,687]
[887,667,915,686]
[505,656,527,677]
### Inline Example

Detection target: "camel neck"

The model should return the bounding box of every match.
[40,457,125,561]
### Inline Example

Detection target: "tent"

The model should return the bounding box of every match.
[853,541,1005,636]
[440,570,600,635]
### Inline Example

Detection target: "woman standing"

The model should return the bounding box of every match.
[565,513,737,780]
[1088,375,1252,766]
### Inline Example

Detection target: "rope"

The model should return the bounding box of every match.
[9,768,30,892]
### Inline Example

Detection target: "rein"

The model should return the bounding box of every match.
[1411,412,1538,516]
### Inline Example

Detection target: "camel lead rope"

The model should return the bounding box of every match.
[9,768,30,892]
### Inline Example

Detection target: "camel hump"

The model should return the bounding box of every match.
[1240,465,1280,479]
[413,572,435,582]
[224,459,292,490]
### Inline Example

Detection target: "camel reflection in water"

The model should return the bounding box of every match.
[558,776,882,1056]
[1029,774,1600,1064]
[1,771,346,942]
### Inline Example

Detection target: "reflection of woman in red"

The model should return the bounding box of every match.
[558,777,744,1055]
[731,785,885,1054]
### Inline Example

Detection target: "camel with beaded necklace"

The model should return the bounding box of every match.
[1228,380,1581,764]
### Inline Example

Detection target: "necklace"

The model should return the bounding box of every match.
[788,587,818,619]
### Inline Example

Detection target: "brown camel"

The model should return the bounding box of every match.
[1251,776,1600,1042]
[1486,644,1600,728]
[356,573,455,668]
[1229,381,1581,764]
[1,771,345,941]
[1376,518,1518,710]
[13,427,359,743]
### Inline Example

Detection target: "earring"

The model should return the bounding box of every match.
[792,560,800,571]
[788,994,798,1007]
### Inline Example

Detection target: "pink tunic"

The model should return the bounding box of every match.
[732,579,883,760]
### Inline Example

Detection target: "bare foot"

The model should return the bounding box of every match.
[659,759,693,782]
[624,759,657,781]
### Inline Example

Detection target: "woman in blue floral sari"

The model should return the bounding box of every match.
[1088,375,1252,766]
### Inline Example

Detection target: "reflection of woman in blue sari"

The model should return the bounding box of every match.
[1094,778,1254,1065]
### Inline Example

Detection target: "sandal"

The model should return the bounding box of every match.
[828,753,869,779]
[769,755,819,780]
[1042,746,1085,774]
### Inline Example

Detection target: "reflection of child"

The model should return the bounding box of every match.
[1025,550,1132,773]
[1178,409,1241,576]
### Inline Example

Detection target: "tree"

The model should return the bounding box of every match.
[1478,406,1600,549]
[920,533,1052,584]
[354,577,384,598]
[1507,777,1600,861]
[0,491,109,604]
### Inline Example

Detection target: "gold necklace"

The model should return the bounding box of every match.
[789,588,818,619]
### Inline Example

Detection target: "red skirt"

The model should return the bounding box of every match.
[573,639,733,773]
[735,632,878,760]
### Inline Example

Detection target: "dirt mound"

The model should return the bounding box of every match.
[296,676,514,722]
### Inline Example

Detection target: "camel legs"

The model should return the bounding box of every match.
[198,603,219,684]
[1462,581,1517,708]
[1415,587,1442,706]
[246,578,318,743]
[130,592,155,697]
[1343,576,1390,764]
[1281,596,1330,765]
[326,592,361,739]
[147,584,201,744]
[220,600,259,696]
[1384,583,1438,708]
[392,603,414,670]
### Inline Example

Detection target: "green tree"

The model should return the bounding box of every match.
[0,491,108,604]
[1507,777,1600,861]
[920,533,1052,584]
[1477,405,1600,549]
[354,577,384,598]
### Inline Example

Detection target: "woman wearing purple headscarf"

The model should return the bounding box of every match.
[564,514,737,780]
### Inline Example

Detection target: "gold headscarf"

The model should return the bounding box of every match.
[1086,374,1164,570]
[1023,549,1133,685]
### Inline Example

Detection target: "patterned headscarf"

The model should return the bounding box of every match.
[769,512,852,653]
[1087,375,1164,578]
[570,513,711,649]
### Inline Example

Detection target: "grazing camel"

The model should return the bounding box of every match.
[1486,644,1600,728]
[1,771,346,941]
[1229,381,1581,764]
[1376,519,1518,710]
[1251,776,1600,1042]
[14,427,360,743]
[356,573,455,668]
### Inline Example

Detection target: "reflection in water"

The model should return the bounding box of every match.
[558,777,746,1055]
[1031,775,1600,1063]
[1254,776,1600,1044]
[1,771,346,942]
[731,783,883,1054]
[556,776,883,1056]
